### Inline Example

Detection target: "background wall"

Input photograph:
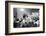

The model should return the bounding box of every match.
[0,0,46,36]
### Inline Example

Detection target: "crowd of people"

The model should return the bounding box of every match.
[14,12,40,28]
